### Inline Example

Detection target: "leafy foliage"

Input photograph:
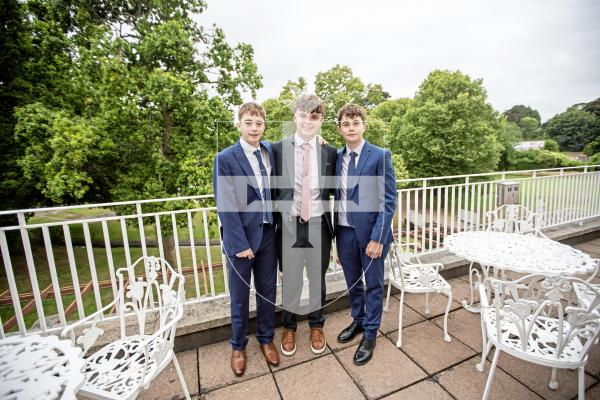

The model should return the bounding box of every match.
[7,0,260,211]
[392,70,502,177]
[542,108,600,151]
[507,149,580,170]
[503,105,541,126]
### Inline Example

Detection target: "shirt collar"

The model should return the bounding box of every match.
[294,133,317,148]
[240,137,261,154]
[345,139,366,157]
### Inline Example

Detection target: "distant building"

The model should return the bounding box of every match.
[513,140,545,151]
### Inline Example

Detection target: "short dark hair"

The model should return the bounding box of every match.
[337,103,366,125]
[293,94,324,115]
[238,102,266,121]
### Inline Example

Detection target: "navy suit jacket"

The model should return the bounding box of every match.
[335,141,397,246]
[213,140,276,257]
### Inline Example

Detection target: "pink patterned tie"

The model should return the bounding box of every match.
[301,142,311,221]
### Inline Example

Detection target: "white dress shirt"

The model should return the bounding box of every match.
[338,139,365,227]
[291,133,324,218]
[240,138,271,221]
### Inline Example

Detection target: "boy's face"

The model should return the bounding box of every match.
[293,110,323,139]
[338,115,366,148]
[237,112,265,147]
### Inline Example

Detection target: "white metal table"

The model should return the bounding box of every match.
[0,334,85,400]
[444,231,596,311]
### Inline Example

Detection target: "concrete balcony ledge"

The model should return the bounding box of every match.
[173,217,600,351]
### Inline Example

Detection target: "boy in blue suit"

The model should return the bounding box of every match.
[213,102,280,376]
[335,104,397,365]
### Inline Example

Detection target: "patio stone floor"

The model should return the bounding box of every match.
[140,237,600,400]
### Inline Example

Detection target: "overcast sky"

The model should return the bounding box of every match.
[196,0,600,122]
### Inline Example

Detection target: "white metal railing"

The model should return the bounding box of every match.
[1,165,599,337]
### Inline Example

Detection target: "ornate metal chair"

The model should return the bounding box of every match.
[485,204,545,237]
[61,256,191,400]
[463,204,547,311]
[477,274,600,400]
[384,240,452,347]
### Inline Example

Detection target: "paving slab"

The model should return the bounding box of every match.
[201,374,281,400]
[274,354,364,400]
[335,336,427,400]
[490,348,597,400]
[324,308,381,352]
[397,291,461,320]
[270,323,331,371]
[380,379,453,400]
[139,349,199,400]
[436,357,542,400]
[586,340,600,377]
[432,307,484,353]
[379,294,425,334]
[584,382,600,399]
[448,277,480,306]
[198,338,270,392]
[389,320,475,375]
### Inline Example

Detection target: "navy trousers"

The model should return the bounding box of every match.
[227,225,277,350]
[336,225,389,340]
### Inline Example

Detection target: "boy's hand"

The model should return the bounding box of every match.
[316,135,329,145]
[236,248,255,259]
[365,240,383,259]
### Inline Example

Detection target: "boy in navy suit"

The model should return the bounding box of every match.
[334,104,397,365]
[213,102,280,376]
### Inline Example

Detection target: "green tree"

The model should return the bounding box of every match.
[314,65,389,145]
[392,70,502,178]
[262,78,305,141]
[503,105,541,127]
[584,136,600,156]
[583,97,600,119]
[520,116,541,140]
[542,108,600,151]
[543,139,560,152]
[369,98,411,124]
[13,0,260,209]
[496,120,523,170]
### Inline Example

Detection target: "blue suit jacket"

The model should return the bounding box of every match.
[213,140,276,257]
[335,141,397,246]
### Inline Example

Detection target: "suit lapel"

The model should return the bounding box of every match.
[335,148,344,200]
[348,141,371,199]
[233,141,261,198]
[317,142,326,194]
[282,137,296,190]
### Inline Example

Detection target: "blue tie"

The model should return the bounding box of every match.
[348,151,357,190]
[253,149,273,224]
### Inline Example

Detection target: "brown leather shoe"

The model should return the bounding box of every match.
[260,342,280,366]
[281,328,296,356]
[231,349,246,377]
[310,327,326,354]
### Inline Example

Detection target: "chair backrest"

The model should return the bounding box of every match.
[386,241,426,287]
[115,256,185,345]
[486,204,543,235]
[480,274,600,362]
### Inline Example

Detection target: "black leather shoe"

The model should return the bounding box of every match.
[337,321,364,343]
[353,336,376,365]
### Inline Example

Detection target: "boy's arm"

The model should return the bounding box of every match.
[370,149,397,244]
[213,155,251,256]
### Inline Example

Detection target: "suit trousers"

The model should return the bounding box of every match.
[227,224,277,350]
[336,225,389,339]
[279,216,332,330]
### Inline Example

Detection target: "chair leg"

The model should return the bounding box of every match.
[482,349,500,400]
[396,290,405,348]
[172,354,192,400]
[578,366,585,400]
[476,340,493,373]
[443,289,452,342]
[549,367,558,390]
[384,281,392,312]
[425,292,430,315]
